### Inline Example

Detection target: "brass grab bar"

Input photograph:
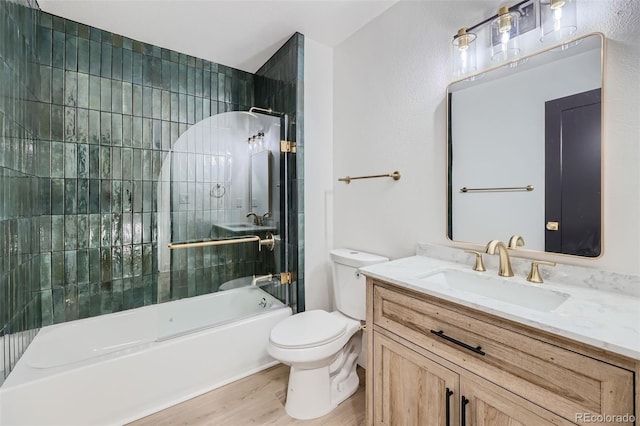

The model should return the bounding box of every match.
[338,171,401,184]
[168,232,275,251]
[460,185,534,193]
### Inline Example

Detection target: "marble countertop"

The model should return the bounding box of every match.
[360,255,640,360]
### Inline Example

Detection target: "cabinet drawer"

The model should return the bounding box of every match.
[372,283,634,425]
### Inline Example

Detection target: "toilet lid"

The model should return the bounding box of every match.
[270,310,347,349]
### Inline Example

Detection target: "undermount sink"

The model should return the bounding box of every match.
[418,269,569,312]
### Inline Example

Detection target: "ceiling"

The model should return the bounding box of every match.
[37,0,398,73]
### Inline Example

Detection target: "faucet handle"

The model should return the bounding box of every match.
[464,250,486,272]
[527,260,556,284]
[508,235,525,249]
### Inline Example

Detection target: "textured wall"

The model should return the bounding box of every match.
[0,0,41,383]
[333,0,640,274]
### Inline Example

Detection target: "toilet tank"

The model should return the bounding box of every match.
[330,248,389,321]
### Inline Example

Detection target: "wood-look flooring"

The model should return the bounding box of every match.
[129,364,366,426]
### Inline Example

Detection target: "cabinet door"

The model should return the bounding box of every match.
[460,373,575,426]
[373,332,459,426]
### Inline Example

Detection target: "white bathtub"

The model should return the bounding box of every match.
[0,286,291,425]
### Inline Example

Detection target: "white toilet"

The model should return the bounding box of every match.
[267,248,388,420]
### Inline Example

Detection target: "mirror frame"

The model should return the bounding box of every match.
[445,32,606,260]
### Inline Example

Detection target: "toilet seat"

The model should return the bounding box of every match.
[270,310,347,349]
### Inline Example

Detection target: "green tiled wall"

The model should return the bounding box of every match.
[0,5,304,381]
[0,0,42,383]
[33,11,256,324]
[255,33,305,313]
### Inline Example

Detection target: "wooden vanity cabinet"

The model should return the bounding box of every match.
[366,279,637,426]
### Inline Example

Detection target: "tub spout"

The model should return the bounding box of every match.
[251,274,273,286]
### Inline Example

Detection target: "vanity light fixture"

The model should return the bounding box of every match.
[452,27,477,77]
[490,6,521,62]
[540,0,577,45]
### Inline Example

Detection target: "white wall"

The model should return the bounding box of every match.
[333,0,640,275]
[304,38,335,311]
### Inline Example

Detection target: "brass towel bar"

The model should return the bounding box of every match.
[460,185,534,193]
[168,232,275,251]
[338,171,401,184]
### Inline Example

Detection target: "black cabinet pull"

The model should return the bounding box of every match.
[445,387,454,426]
[430,330,486,356]
[461,395,469,425]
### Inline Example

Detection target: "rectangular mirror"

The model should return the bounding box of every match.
[447,33,603,258]
[250,149,272,217]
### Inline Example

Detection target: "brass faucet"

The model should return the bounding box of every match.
[485,240,514,277]
[508,235,525,249]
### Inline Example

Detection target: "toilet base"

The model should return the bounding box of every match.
[284,333,362,420]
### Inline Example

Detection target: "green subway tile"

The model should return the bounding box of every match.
[51,251,64,286]
[161,59,171,90]
[51,142,64,177]
[52,179,64,215]
[38,102,51,140]
[132,150,142,181]
[203,71,211,98]
[132,51,143,84]
[101,42,112,78]
[40,65,52,104]
[178,93,186,123]
[64,251,77,284]
[100,180,111,214]
[77,73,89,109]
[88,74,101,110]
[122,48,132,83]
[52,67,64,104]
[101,214,111,247]
[77,214,88,248]
[161,91,170,121]
[99,144,111,179]
[111,81,123,113]
[52,104,64,139]
[64,106,77,142]
[77,249,89,284]
[78,23,90,40]
[65,35,77,71]
[132,117,142,148]
[122,82,132,115]
[78,179,89,213]
[78,283,90,318]
[101,30,113,45]
[52,30,65,68]
[111,114,122,147]
[132,244,142,276]
[112,46,123,80]
[38,25,53,67]
[195,68,203,97]
[187,95,195,124]
[64,142,77,177]
[88,144,100,179]
[39,215,53,252]
[111,213,122,246]
[90,27,101,42]
[100,247,111,282]
[141,180,151,210]
[122,214,132,245]
[178,63,187,93]
[152,88,161,119]
[142,119,152,150]
[78,38,91,74]
[77,144,88,178]
[132,214,142,244]
[100,112,111,145]
[112,246,122,280]
[88,215,101,248]
[142,86,152,117]
[89,179,100,213]
[100,77,111,111]
[40,179,52,215]
[142,55,152,87]
[170,93,179,122]
[132,84,142,116]
[64,19,78,36]
[40,254,52,290]
[88,109,100,144]
[122,115,133,148]
[64,179,77,214]
[161,121,170,151]
[152,120,161,150]
[112,33,122,48]
[77,108,89,143]
[89,40,101,76]
[122,180,132,212]
[51,215,64,250]
[111,146,122,180]
[170,61,179,89]
[122,36,132,51]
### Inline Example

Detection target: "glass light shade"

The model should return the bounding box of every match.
[540,0,577,44]
[452,28,477,77]
[490,7,520,62]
